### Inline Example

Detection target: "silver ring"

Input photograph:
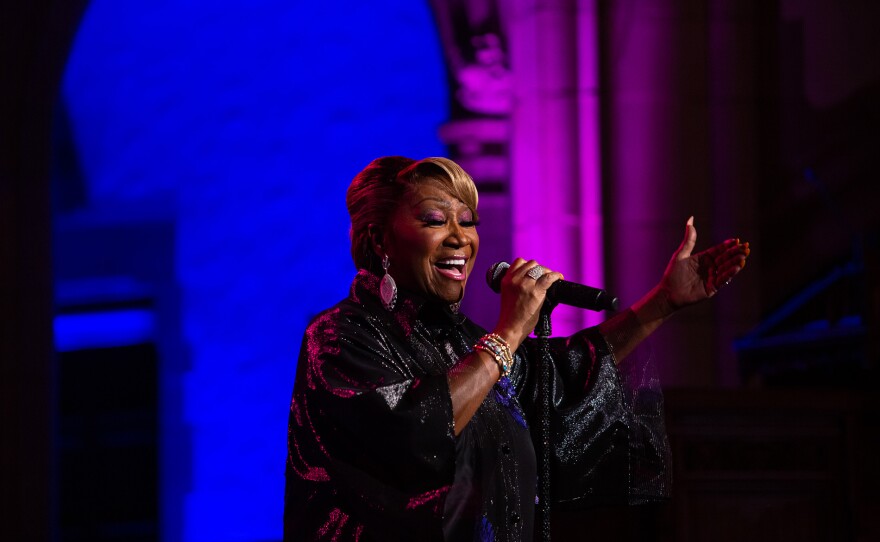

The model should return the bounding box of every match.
[526,265,546,280]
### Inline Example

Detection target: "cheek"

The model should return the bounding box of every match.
[392,228,429,254]
[396,231,442,273]
[470,232,480,260]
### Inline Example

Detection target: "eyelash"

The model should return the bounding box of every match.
[423,218,480,227]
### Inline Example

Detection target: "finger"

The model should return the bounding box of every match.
[535,270,564,291]
[714,242,751,274]
[713,241,749,266]
[715,260,744,282]
[504,258,531,282]
[675,216,697,260]
[713,273,734,291]
[497,258,526,290]
[700,238,740,261]
[718,249,748,270]
[740,242,750,269]
[511,259,540,281]
[507,257,529,273]
[713,259,745,289]
[716,242,747,266]
[524,263,553,282]
[520,260,539,276]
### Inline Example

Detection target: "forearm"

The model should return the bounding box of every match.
[597,285,674,363]
[447,349,501,436]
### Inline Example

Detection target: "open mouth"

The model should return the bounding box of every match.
[434,258,467,280]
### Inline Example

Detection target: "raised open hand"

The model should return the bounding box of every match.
[659,217,750,312]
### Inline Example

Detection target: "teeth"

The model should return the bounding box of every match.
[437,259,465,266]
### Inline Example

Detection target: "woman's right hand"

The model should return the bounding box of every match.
[492,258,565,350]
[450,258,561,434]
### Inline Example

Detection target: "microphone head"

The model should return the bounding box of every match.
[486,261,509,293]
[607,296,620,312]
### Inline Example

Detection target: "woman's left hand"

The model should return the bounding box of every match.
[598,216,750,363]
[657,216,750,314]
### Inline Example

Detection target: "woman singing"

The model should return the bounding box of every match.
[284,156,749,541]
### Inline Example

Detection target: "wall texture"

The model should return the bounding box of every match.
[57,2,448,540]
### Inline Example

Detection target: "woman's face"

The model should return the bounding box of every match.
[381,180,479,304]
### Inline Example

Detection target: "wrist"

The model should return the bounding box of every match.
[472,347,502,378]
[491,327,523,352]
[633,285,675,324]
[474,333,514,380]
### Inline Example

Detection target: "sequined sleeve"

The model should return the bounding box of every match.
[516,328,671,508]
[284,305,455,540]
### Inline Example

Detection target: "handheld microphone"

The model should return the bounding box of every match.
[486,261,620,312]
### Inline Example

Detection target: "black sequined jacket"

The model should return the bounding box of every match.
[284,270,670,542]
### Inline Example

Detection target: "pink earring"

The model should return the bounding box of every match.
[380,254,397,311]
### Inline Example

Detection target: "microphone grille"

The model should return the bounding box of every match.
[486,261,510,292]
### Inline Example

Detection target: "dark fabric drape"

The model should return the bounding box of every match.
[284,270,669,541]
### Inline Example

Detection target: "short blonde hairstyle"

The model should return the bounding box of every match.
[346,156,479,271]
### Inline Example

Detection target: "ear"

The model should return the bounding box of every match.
[367,224,386,258]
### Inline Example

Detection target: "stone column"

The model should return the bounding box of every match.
[507,0,605,335]
[429,0,515,329]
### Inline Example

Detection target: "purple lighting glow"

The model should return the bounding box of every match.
[508,0,605,335]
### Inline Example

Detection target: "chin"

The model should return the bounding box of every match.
[430,286,465,305]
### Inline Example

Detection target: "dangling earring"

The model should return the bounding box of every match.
[379,254,397,311]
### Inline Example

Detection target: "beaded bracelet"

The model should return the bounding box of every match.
[484,333,513,364]
[474,333,514,378]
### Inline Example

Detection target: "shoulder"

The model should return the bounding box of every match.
[302,297,389,355]
[298,297,406,390]
[305,297,370,335]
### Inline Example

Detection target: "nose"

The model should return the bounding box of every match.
[444,222,471,248]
